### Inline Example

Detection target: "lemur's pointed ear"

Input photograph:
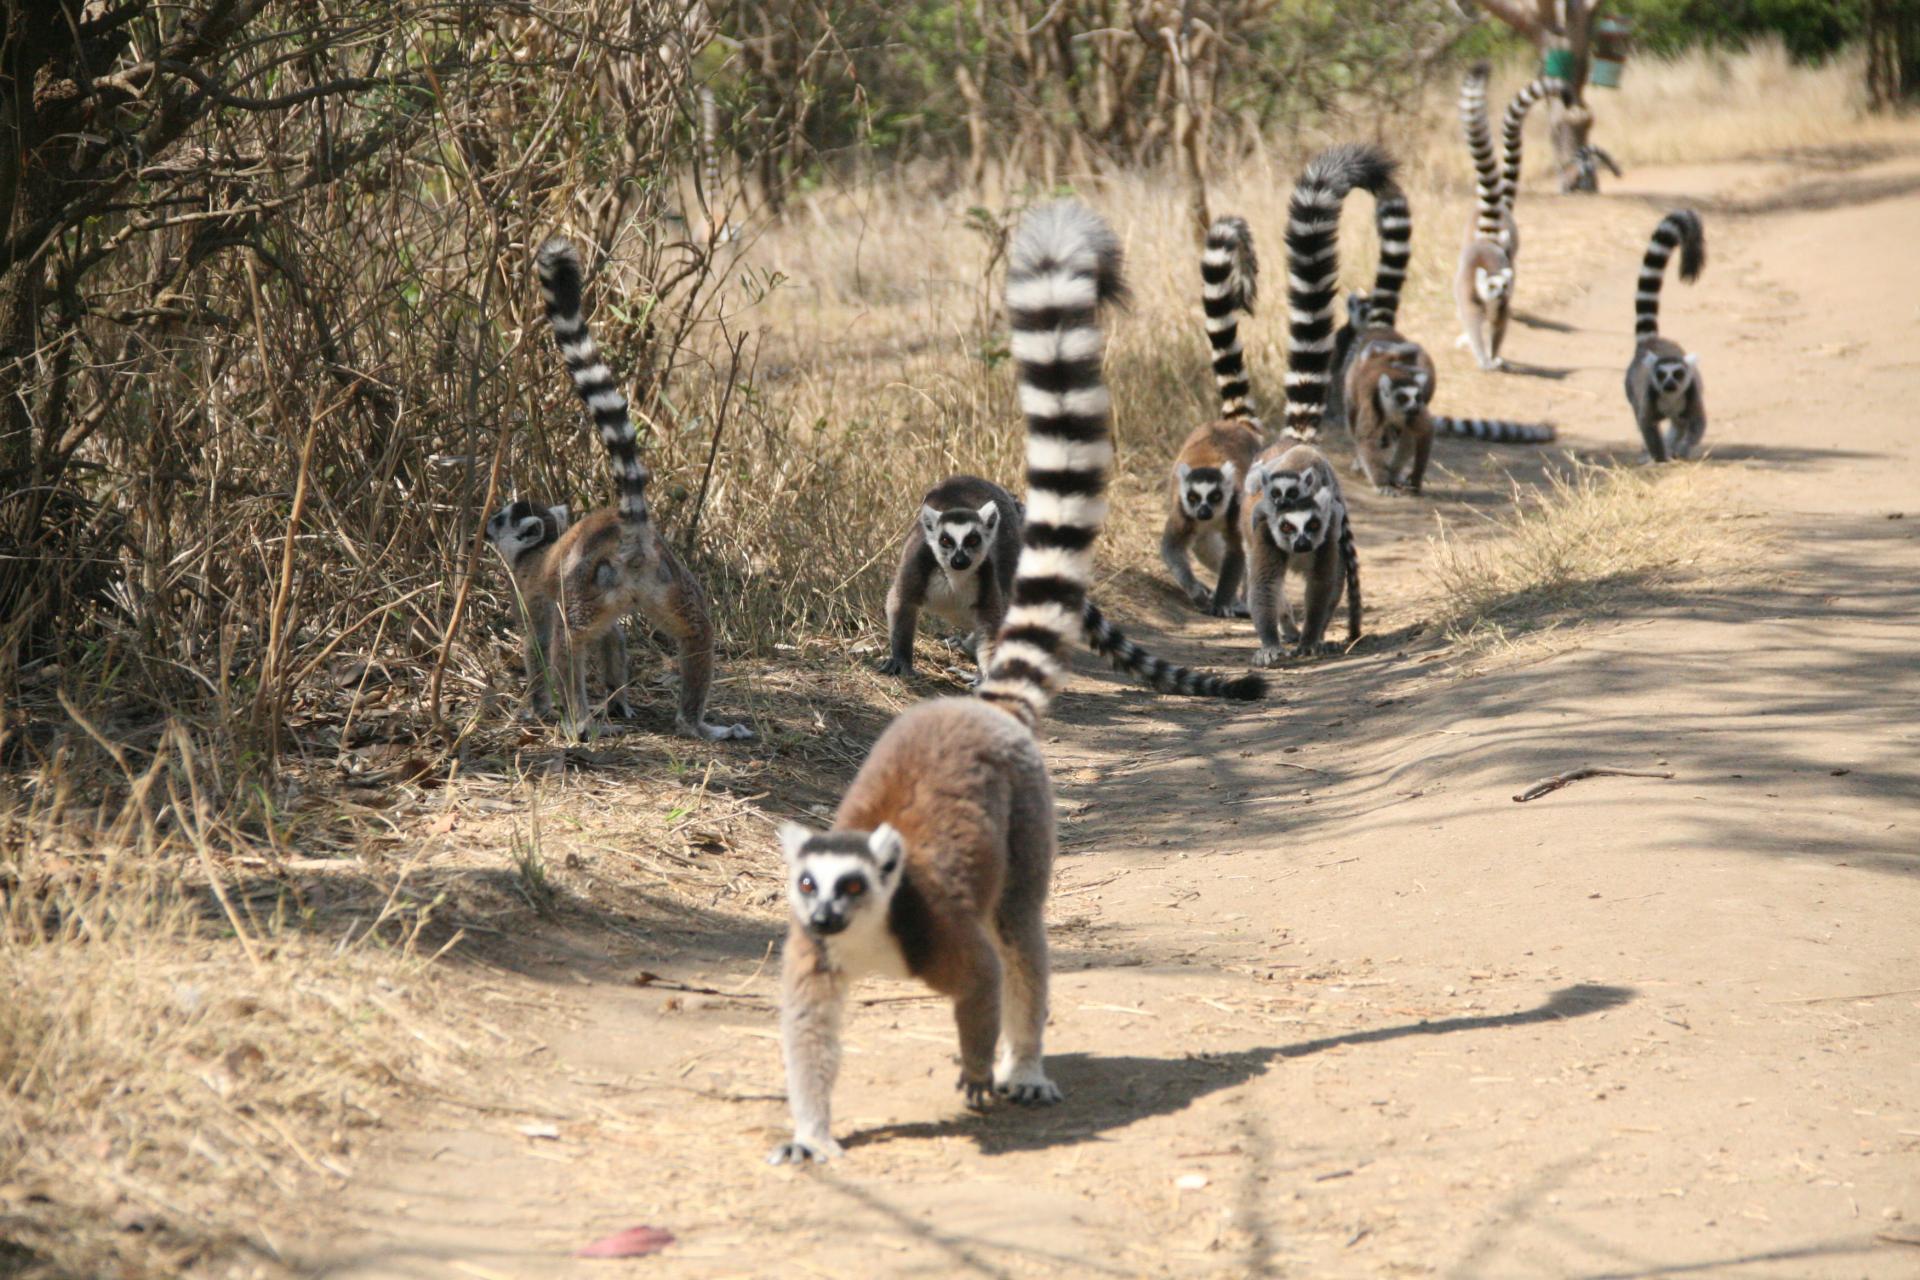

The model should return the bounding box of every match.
[977,501,999,531]
[1244,462,1268,496]
[777,821,814,864]
[1684,353,1699,368]
[919,504,941,538]
[548,504,570,533]
[1219,461,1237,489]
[868,824,905,879]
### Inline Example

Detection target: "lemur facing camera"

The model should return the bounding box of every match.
[1237,143,1376,665]
[1625,210,1709,462]
[484,238,750,741]
[884,473,1264,701]
[770,201,1126,1165]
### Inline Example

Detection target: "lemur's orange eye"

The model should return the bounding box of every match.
[843,879,865,897]
[798,874,816,894]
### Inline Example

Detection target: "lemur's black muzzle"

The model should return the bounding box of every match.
[949,552,972,571]
[808,907,849,935]
[1194,504,1214,521]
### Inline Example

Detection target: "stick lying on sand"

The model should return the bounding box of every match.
[1513,766,1676,803]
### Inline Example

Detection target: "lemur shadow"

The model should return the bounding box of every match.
[843,983,1634,1157]
[1510,311,1579,333]
[1494,360,1575,380]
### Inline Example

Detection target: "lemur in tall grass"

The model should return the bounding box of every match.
[484,239,751,742]
[1625,210,1708,462]
[770,203,1128,1164]
[883,472,1263,700]
[1238,144,1374,664]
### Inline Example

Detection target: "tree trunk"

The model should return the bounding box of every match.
[1866,0,1920,108]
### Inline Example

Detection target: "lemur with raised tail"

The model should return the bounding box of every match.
[1240,144,1373,664]
[884,473,1263,699]
[484,239,750,742]
[1455,64,1518,371]
[1163,216,1265,614]
[771,203,1126,1165]
[1625,210,1708,462]
[1340,166,1555,495]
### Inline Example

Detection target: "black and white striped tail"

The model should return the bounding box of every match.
[1338,521,1362,644]
[978,203,1126,729]
[1081,599,1265,701]
[1433,416,1557,444]
[1460,62,1505,242]
[1283,143,1398,442]
[1201,216,1260,423]
[1370,180,1412,330]
[1499,77,1570,216]
[535,238,650,524]
[1635,210,1706,340]
[699,87,721,216]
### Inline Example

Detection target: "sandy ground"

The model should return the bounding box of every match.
[305,146,1920,1278]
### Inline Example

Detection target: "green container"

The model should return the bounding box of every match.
[1543,47,1576,79]
[1591,56,1624,88]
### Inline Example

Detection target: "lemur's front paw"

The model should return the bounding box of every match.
[994,1060,1063,1106]
[766,1136,843,1166]
[958,1073,995,1110]
[1255,646,1290,669]
[605,697,636,720]
[1375,484,1404,498]
[877,655,911,677]
[1292,640,1341,659]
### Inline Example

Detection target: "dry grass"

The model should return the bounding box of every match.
[1428,463,1774,656]
[0,44,1903,1279]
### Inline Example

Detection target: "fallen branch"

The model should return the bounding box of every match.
[1513,765,1674,803]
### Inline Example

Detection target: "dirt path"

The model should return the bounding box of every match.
[309,149,1920,1279]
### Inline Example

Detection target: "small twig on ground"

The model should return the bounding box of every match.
[1768,986,1920,1006]
[1513,765,1675,803]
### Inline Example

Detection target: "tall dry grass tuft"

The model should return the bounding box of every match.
[1,727,471,1277]
[1428,464,1772,654]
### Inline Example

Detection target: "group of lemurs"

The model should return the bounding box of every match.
[479,62,1711,1165]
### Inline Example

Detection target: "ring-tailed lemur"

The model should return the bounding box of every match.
[771,203,1127,1165]
[484,239,751,741]
[885,474,1263,698]
[1240,143,1376,663]
[1164,217,1264,615]
[1625,210,1708,462]
[1327,161,1414,431]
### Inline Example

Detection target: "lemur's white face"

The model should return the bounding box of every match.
[1176,461,1236,523]
[1475,266,1514,304]
[778,822,905,937]
[1376,369,1429,420]
[484,499,568,564]
[1648,353,1698,397]
[921,501,999,575]
[1246,461,1316,513]
[1262,487,1335,555]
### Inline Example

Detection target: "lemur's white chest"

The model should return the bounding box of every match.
[822,910,910,980]
[1654,384,1690,418]
[925,567,981,626]
[1193,528,1228,573]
